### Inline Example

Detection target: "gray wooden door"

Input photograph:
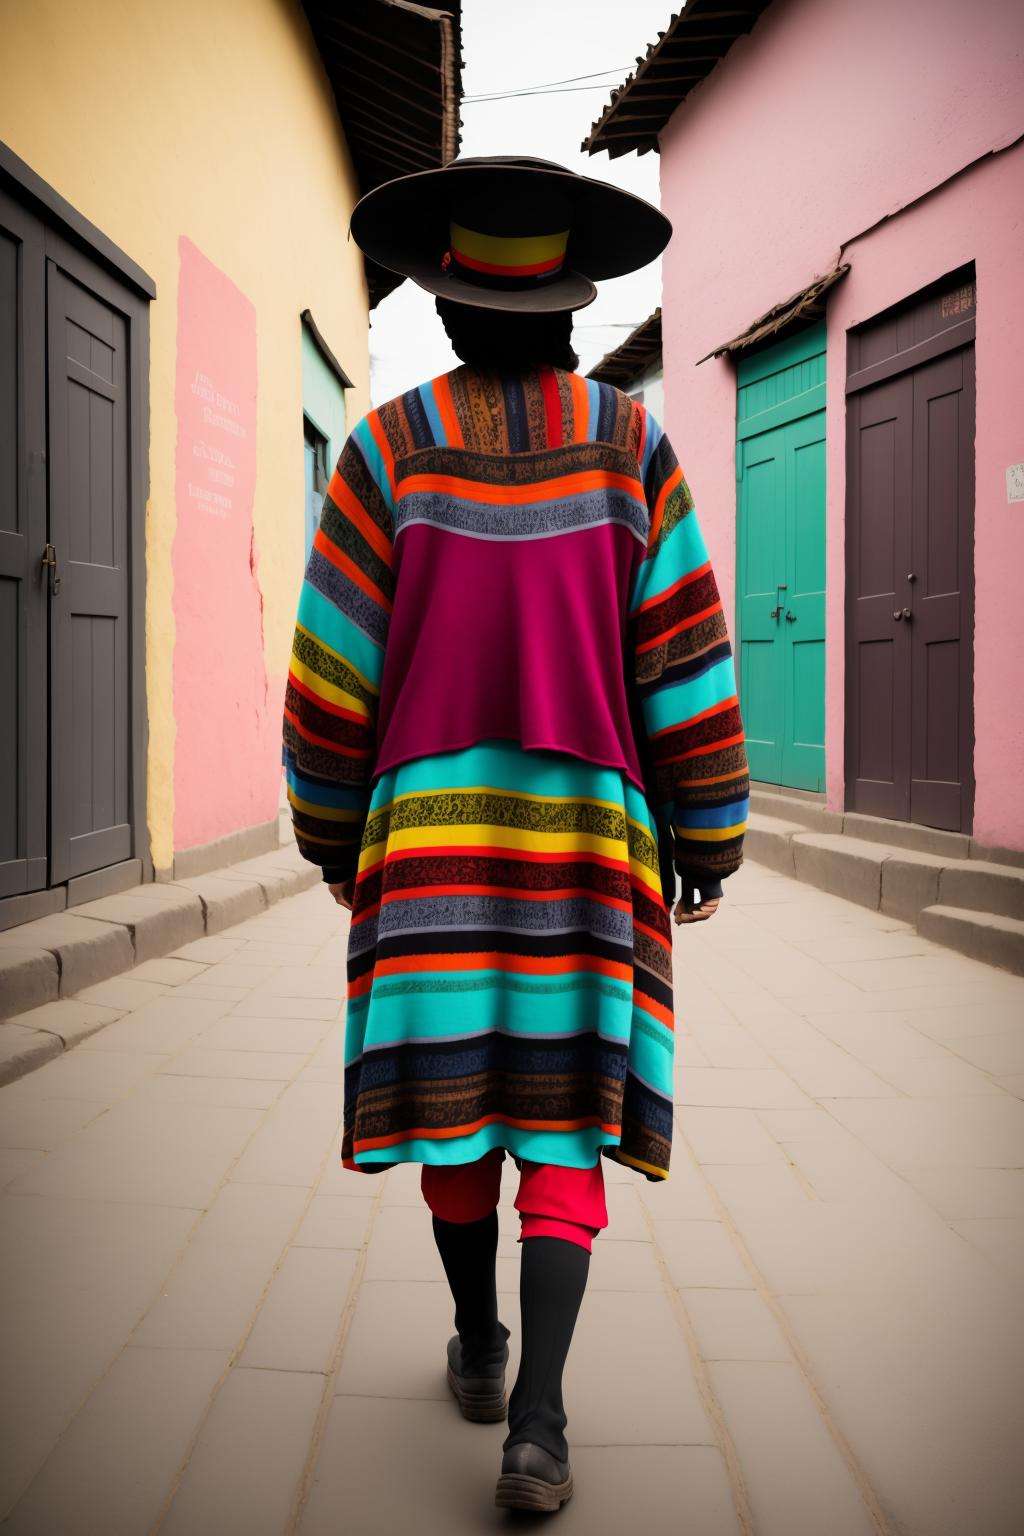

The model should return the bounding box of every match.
[46,260,132,883]
[0,190,48,898]
[845,273,975,833]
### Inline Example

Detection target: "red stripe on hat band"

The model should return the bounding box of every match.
[452,248,565,278]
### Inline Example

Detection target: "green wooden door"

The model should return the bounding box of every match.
[736,326,826,792]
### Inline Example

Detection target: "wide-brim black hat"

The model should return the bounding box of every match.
[348,155,672,313]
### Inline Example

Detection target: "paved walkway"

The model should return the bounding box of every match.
[1,860,1023,1535]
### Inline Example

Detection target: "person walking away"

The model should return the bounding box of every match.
[282,155,749,1513]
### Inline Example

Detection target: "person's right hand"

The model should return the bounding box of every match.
[327,879,355,910]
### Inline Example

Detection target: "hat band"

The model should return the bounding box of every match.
[447,221,569,285]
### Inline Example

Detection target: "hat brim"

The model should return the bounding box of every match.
[349,161,671,303]
[400,261,596,313]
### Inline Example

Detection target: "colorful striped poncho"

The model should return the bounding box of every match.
[283,363,749,1179]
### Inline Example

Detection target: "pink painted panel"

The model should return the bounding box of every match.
[172,236,282,851]
[657,0,1024,847]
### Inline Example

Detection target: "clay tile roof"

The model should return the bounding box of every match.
[696,264,850,363]
[302,0,463,307]
[582,1,771,159]
[587,308,663,388]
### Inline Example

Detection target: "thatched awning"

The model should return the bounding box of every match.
[696,264,850,363]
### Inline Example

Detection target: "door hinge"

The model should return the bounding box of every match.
[41,542,61,595]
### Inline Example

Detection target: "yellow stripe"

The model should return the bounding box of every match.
[673,820,748,843]
[294,621,378,697]
[450,222,568,265]
[289,656,371,719]
[612,1149,668,1179]
[357,826,664,896]
[287,789,362,823]
[297,828,352,847]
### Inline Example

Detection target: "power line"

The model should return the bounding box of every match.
[463,66,629,104]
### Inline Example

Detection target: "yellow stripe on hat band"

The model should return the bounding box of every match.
[450,222,569,270]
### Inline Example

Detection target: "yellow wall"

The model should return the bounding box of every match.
[0,0,370,871]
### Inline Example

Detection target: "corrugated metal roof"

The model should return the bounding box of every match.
[588,308,662,388]
[582,1,771,159]
[302,0,463,307]
[696,264,851,363]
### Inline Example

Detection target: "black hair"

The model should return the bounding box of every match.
[435,295,580,373]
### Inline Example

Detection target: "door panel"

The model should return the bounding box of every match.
[737,410,826,792]
[0,191,47,898]
[846,287,974,833]
[47,261,131,882]
[846,376,913,820]
[781,416,826,790]
[910,348,974,830]
[737,433,785,784]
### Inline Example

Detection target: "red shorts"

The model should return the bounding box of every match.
[421,1148,608,1253]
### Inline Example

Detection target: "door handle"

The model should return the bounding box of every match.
[893,607,912,621]
[41,542,61,596]
[769,582,788,620]
[784,610,796,622]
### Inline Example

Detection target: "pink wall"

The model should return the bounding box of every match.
[657,0,1024,848]
[172,237,284,852]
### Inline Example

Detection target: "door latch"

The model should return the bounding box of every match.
[41,542,61,596]
[769,582,788,620]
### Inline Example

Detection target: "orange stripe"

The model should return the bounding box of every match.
[371,951,633,983]
[675,766,748,789]
[313,529,392,613]
[650,693,738,742]
[631,560,712,617]
[636,598,722,655]
[649,463,683,549]
[659,729,746,765]
[328,470,392,565]
[569,372,590,443]
[287,671,370,726]
[433,372,464,448]
[366,409,396,499]
[635,401,648,464]
[632,989,674,1031]
[379,882,633,913]
[354,1112,621,1153]
[379,844,632,873]
[396,467,644,507]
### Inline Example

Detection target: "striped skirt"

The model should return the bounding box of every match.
[341,741,675,1180]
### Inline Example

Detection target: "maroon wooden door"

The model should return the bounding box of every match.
[845,273,975,833]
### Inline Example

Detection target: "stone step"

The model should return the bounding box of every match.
[746,810,1024,970]
[0,842,320,1026]
[918,905,1024,977]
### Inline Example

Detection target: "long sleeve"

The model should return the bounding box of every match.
[627,408,749,898]
[282,413,394,884]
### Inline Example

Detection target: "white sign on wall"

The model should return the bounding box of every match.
[1006,463,1024,505]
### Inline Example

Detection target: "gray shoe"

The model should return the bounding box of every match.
[446,1330,509,1422]
[495,1442,574,1512]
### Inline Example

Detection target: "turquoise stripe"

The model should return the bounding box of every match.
[367,740,656,834]
[351,416,391,508]
[295,581,384,685]
[347,970,635,1065]
[353,1122,617,1170]
[629,511,709,612]
[419,381,446,446]
[642,656,737,736]
[585,379,601,442]
[285,767,366,811]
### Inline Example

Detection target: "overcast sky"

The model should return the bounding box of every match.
[368,0,675,403]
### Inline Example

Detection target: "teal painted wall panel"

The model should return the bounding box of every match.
[300,320,348,558]
[736,325,827,792]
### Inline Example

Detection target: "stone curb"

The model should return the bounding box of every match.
[0,842,321,1084]
[746,810,1024,973]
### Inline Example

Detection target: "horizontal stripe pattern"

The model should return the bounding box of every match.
[283,365,750,1185]
[341,743,674,1177]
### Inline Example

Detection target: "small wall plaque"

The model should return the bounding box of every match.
[1007,463,1024,505]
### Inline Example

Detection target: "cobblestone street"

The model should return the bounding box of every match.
[1,859,1022,1535]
